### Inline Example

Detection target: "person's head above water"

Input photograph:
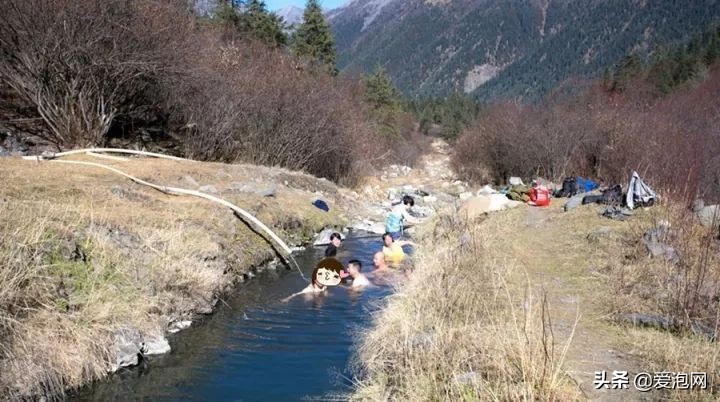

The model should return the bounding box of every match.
[382,232,394,247]
[347,259,362,277]
[312,258,348,287]
[330,232,342,247]
[373,252,388,270]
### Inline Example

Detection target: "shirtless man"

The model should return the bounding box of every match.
[373,251,391,274]
[347,259,370,288]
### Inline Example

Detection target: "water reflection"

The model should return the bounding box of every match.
[75,233,396,402]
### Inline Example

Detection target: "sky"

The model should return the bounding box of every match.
[265,0,345,12]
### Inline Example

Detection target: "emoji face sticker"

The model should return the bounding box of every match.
[312,258,348,287]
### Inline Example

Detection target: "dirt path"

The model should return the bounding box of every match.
[372,139,654,400]
[506,206,653,401]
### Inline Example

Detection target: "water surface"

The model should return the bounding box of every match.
[75,233,397,401]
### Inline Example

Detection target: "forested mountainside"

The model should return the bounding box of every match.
[330,0,720,100]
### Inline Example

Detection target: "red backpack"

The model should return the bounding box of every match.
[529,185,550,207]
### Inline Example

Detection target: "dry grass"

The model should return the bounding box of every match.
[351,211,582,401]
[601,199,720,400]
[0,155,344,398]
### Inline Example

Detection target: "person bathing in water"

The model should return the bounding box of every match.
[324,232,342,257]
[282,258,348,302]
[346,259,370,288]
[372,251,392,275]
[382,232,415,267]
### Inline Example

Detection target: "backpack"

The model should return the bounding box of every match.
[557,177,578,197]
[529,185,551,206]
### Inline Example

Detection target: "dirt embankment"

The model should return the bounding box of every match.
[0,155,360,399]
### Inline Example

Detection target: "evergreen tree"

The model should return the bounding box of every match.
[363,66,402,111]
[292,0,337,74]
[215,0,287,47]
[610,54,642,92]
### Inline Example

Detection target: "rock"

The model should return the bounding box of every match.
[458,192,473,201]
[387,188,400,200]
[183,175,199,187]
[477,185,497,196]
[168,320,192,334]
[349,221,385,234]
[113,326,143,371]
[313,228,345,246]
[454,371,481,385]
[696,204,720,229]
[257,185,276,197]
[642,225,680,264]
[410,206,433,218]
[415,189,430,197]
[142,335,171,355]
[459,195,522,219]
[422,195,437,204]
[563,194,585,212]
[600,206,633,220]
[587,227,616,243]
[645,241,680,264]
[198,184,218,194]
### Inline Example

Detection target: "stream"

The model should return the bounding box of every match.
[74,232,398,401]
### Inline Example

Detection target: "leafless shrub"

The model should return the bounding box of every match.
[0,0,194,149]
[170,39,380,184]
[453,66,720,198]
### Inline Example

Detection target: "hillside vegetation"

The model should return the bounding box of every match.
[0,0,425,185]
[331,0,720,100]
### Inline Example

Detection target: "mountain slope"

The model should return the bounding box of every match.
[330,0,720,100]
[277,4,304,28]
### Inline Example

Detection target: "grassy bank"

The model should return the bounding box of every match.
[351,209,582,400]
[350,195,720,400]
[0,155,346,398]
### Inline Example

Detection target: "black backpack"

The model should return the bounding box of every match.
[557,177,578,197]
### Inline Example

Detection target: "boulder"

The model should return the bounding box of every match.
[477,185,497,196]
[387,188,400,200]
[313,228,345,246]
[459,194,522,219]
[113,326,143,371]
[642,225,680,264]
[563,194,585,212]
[257,185,276,197]
[349,220,385,234]
[142,334,171,355]
[696,204,720,229]
[168,320,192,334]
[458,192,473,201]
